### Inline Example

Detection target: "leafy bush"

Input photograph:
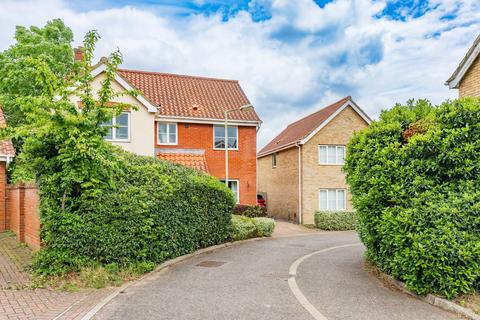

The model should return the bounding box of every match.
[231,215,257,241]
[314,211,356,230]
[344,98,480,298]
[233,204,267,217]
[34,148,235,275]
[231,215,275,240]
[252,217,275,237]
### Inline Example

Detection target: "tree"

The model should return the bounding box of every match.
[0,19,75,129]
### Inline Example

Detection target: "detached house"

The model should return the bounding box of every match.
[445,34,480,97]
[71,57,261,205]
[257,97,370,224]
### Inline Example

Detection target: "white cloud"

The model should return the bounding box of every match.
[0,0,478,148]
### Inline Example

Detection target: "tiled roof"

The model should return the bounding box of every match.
[0,109,15,156]
[157,151,209,173]
[117,69,261,123]
[258,96,352,157]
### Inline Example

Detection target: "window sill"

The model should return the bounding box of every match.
[105,139,131,143]
[158,143,178,146]
[318,163,344,166]
[213,148,239,151]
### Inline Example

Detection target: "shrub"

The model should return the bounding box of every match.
[34,148,235,275]
[231,215,257,241]
[252,217,275,237]
[233,204,267,217]
[231,215,275,240]
[314,211,356,231]
[344,98,480,298]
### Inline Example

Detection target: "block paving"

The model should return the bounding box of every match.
[0,232,114,320]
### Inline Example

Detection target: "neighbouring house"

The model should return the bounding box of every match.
[445,34,480,97]
[257,96,370,224]
[70,54,261,205]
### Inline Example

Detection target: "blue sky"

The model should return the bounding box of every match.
[0,0,478,146]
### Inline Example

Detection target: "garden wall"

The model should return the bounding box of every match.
[0,162,40,250]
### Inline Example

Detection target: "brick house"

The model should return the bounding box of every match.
[257,97,370,224]
[445,34,480,97]
[70,61,261,205]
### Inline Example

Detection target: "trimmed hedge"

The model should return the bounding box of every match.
[231,215,275,241]
[34,148,236,275]
[344,98,480,298]
[233,204,267,217]
[314,211,356,230]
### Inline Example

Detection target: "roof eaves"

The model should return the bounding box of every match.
[446,34,480,89]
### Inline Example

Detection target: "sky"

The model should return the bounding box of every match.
[0,0,479,148]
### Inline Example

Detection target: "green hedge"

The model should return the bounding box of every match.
[232,204,267,217]
[344,98,480,298]
[231,215,275,241]
[314,211,356,230]
[34,148,235,275]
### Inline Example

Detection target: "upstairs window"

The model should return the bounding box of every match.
[318,145,345,165]
[214,125,238,149]
[272,153,277,168]
[101,112,130,141]
[158,123,177,145]
[319,189,346,211]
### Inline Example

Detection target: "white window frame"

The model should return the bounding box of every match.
[318,189,347,211]
[213,125,239,150]
[157,122,178,145]
[103,112,130,142]
[220,179,240,204]
[272,153,277,168]
[318,145,345,165]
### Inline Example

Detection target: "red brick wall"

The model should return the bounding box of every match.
[5,183,40,251]
[155,122,257,205]
[0,162,6,231]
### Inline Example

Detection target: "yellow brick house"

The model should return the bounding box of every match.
[445,34,480,97]
[257,96,371,224]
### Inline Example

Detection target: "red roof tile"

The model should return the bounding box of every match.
[258,96,352,157]
[118,69,261,123]
[157,151,209,173]
[0,109,15,156]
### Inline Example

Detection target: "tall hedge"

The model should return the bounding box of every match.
[35,148,235,275]
[344,98,480,298]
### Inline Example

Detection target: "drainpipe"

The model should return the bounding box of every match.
[296,143,302,224]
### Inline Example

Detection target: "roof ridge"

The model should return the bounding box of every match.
[118,68,239,83]
[286,96,351,128]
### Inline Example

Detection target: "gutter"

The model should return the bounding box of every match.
[296,143,302,225]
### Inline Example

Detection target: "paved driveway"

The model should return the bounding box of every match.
[94,232,463,320]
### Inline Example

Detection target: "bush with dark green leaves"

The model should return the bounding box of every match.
[231,215,275,240]
[314,211,356,230]
[34,148,235,275]
[233,204,267,217]
[344,98,480,298]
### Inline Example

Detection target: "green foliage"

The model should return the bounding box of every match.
[0,21,235,276]
[344,98,480,298]
[233,204,267,217]
[252,217,275,237]
[33,148,235,275]
[231,215,275,240]
[0,19,74,130]
[231,215,257,241]
[314,211,357,231]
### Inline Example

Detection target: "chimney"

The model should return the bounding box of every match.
[74,46,84,61]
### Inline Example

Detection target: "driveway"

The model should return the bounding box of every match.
[94,231,463,320]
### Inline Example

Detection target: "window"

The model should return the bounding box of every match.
[319,189,346,211]
[214,125,238,149]
[272,153,277,168]
[220,180,239,204]
[158,123,177,145]
[318,145,345,165]
[101,112,130,141]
